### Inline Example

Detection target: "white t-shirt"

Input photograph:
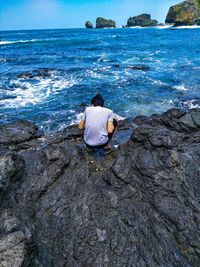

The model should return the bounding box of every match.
[82,106,114,146]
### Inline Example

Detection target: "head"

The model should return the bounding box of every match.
[91,94,104,107]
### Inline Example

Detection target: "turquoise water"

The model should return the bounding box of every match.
[0,27,200,133]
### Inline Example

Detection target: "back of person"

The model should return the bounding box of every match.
[83,106,113,146]
[79,94,118,153]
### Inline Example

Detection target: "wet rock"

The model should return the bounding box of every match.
[17,68,54,79]
[85,21,94,29]
[96,17,116,28]
[127,14,158,27]
[128,65,150,71]
[112,64,120,68]
[166,0,200,26]
[77,103,88,112]
[0,108,200,266]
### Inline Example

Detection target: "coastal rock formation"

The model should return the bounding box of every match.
[126,14,158,27]
[85,21,93,29]
[17,68,54,79]
[96,17,116,28]
[0,108,200,266]
[166,0,200,26]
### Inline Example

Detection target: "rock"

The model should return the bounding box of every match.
[17,68,54,79]
[0,120,43,146]
[85,21,93,28]
[127,14,158,27]
[96,17,116,28]
[77,103,88,112]
[165,0,200,26]
[0,231,26,267]
[128,65,150,71]
[0,151,24,192]
[0,108,200,266]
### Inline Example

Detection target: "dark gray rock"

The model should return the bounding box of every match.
[17,68,54,79]
[0,108,200,266]
[128,65,150,71]
[0,120,43,146]
[127,14,158,27]
[96,17,116,28]
[85,21,94,28]
[0,151,24,192]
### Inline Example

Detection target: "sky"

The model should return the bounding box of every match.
[0,0,179,31]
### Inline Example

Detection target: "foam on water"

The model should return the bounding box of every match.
[1,27,200,133]
[174,84,188,91]
[1,75,79,108]
[0,39,39,45]
[157,25,173,29]
[172,25,200,29]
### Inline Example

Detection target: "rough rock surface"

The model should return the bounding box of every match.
[17,68,54,79]
[85,21,94,29]
[0,108,200,266]
[166,0,200,26]
[96,17,116,28]
[127,14,158,27]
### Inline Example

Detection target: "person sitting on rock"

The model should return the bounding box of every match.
[79,94,118,154]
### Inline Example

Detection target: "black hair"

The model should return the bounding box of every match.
[91,94,104,107]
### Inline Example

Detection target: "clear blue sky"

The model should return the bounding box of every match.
[0,0,179,31]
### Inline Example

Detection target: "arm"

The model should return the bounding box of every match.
[107,121,114,134]
[79,120,85,130]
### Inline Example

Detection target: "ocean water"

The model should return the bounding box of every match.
[0,27,200,133]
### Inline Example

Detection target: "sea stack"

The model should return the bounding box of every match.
[96,17,116,28]
[85,21,93,29]
[166,0,200,26]
[126,14,158,27]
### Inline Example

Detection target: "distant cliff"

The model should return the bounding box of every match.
[127,14,158,27]
[96,17,116,28]
[166,0,200,26]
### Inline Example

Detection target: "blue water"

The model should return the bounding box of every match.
[0,27,200,133]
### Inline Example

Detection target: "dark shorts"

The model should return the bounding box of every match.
[85,118,118,149]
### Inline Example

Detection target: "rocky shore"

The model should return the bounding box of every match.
[0,108,200,266]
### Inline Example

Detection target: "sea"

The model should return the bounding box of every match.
[0,26,200,133]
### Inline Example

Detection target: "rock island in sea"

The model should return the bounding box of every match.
[96,17,116,28]
[126,14,158,27]
[166,0,200,26]
[0,108,200,266]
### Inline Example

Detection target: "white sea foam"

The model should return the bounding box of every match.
[157,25,172,29]
[86,70,102,79]
[174,84,188,91]
[70,113,83,125]
[52,78,77,92]
[0,39,39,45]
[153,80,168,86]
[1,75,78,108]
[181,100,200,109]
[172,25,200,29]
[129,26,143,29]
